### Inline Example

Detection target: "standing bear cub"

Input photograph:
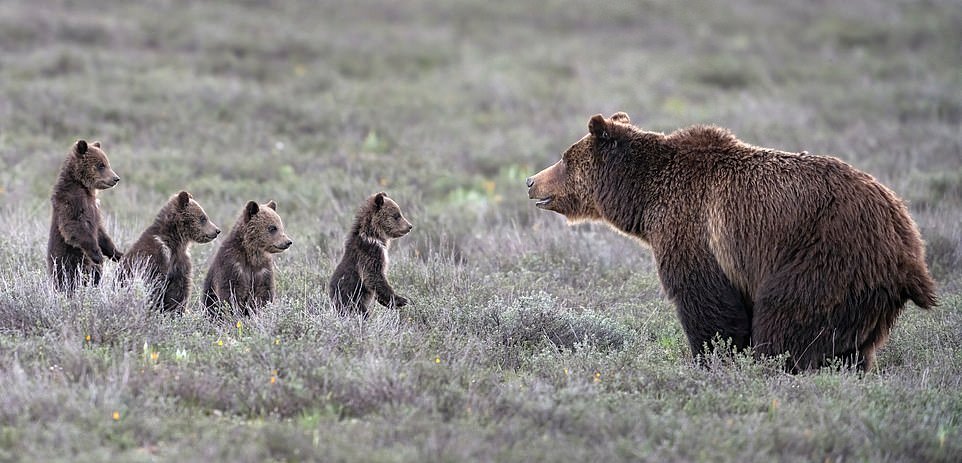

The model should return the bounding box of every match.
[203,200,292,317]
[47,139,123,292]
[329,192,413,316]
[120,191,220,313]
[527,112,937,371]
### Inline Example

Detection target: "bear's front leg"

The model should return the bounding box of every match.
[362,261,404,309]
[658,253,752,361]
[97,224,123,261]
[251,268,275,310]
[59,219,104,266]
[162,273,190,313]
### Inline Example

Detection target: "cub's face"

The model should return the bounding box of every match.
[243,200,293,254]
[526,112,630,222]
[171,191,221,243]
[372,193,413,239]
[72,140,120,190]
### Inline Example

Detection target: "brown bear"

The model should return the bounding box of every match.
[329,192,413,316]
[527,112,937,371]
[47,139,123,292]
[202,200,292,317]
[120,191,221,313]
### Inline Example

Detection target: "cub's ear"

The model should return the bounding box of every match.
[245,201,260,220]
[74,140,88,156]
[374,192,386,209]
[588,114,608,139]
[610,112,631,124]
[266,200,277,211]
[177,191,191,209]
[91,141,102,149]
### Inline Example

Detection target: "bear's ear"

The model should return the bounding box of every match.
[176,191,191,209]
[266,200,277,211]
[588,114,608,140]
[91,141,102,149]
[374,192,386,209]
[74,140,88,157]
[245,201,260,220]
[610,112,631,124]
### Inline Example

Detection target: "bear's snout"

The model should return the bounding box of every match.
[526,177,534,188]
[278,239,293,250]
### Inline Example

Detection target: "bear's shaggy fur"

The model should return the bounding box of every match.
[120,191,221,313]
[329,192,413,316]
[203,200,292,317]
[47,139,123,291]
[527,112,937,371]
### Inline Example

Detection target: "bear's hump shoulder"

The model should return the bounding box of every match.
[667,125,740,150]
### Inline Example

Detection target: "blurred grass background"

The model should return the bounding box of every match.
[0,0,960,461]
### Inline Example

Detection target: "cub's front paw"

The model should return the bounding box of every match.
[393,295,410,308]
[89,251,105,266]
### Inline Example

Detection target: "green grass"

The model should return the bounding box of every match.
[1,0,960,461]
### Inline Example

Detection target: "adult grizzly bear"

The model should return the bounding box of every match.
[47,139,123,292]
[526,112,937,371]
[120,191,221,313]
[202,200,292,317]
[329,192,413,316]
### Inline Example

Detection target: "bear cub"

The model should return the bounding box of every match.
[329,192,413,316]
[120,191,221,313]
[203,200,292,317]
[47,139,123,292]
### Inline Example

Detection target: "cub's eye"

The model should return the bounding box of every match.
[268,225,278,234]
[394,213,401,220]
[97,163,106,171]
[199,216,207,224]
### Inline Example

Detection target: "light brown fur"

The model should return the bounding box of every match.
[527,112,937,371]
[203,200,292,317]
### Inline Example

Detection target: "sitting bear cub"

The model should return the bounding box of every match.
[203,200,292,317]
[329,192,413,316]
[120,191,220,313]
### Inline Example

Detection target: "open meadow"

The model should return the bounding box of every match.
[0,0,960,461]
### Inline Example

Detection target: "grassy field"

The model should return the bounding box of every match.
[1,0,961,461]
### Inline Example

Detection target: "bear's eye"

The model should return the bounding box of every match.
[268,225,278,234]
[199,216,207,224]
[97,163,105,171]
[394,213,401,220]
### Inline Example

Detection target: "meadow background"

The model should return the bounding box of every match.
[0,0,960,461]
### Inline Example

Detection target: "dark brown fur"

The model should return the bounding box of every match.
[120,191,221,313]
[203,200,292,317]
[47,140,123,292]
[329,192,413,316]
[527,112,937,371]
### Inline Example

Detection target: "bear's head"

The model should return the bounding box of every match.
[242,200,293,254]
[68,139,120,190]
[370,192,413,239]
[165,191,221,243]
[526,112,633,221]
